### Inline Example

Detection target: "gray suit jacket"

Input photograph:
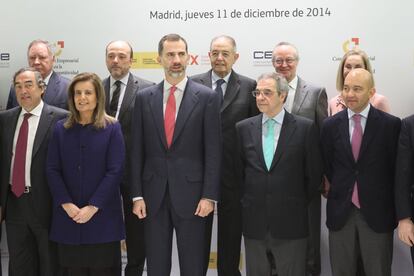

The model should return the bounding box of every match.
[0,103,68,227]
[7,71,70,110]
[291,77,328,130]
[191,70,258,190]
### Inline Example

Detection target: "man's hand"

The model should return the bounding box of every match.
[133,199,147,219]
[195,199,214,217]
[398,218,414,247]
[73,205,98,224]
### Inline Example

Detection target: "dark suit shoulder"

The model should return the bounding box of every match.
[131,74,155,89]
[236,113,261,129]
[190,72,210,82]
[233,71,256,85]
[402,114,414,126]
[290,112,313,126]
[44,104,69,117]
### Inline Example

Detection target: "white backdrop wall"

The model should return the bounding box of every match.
[0,0,413,275]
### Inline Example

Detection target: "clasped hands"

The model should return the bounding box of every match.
[62,203,98,224]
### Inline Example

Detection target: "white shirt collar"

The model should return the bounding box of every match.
[43,71,53,85]
[262,108,285,125]
[163,77,188,92]
[288,75,298,90]
[211,71,231,84]
[110,73,129,87]
[347,104,371,119]
[21,100,44,117]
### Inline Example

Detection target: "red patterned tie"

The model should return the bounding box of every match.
[351,114,362,208]
[164,85,176,148]
[12,113,32,197]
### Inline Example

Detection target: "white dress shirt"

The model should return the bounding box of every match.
[347,104,370,142]
[10,101,44,187]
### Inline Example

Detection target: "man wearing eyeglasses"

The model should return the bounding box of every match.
[272,42,327,276]
[6,39,70,110]
[235,72,322,276]
[191,35,258,276]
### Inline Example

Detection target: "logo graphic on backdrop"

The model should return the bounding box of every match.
[342,37,359,53]
[132,52,209,69]
[50,40,80,77]
[0,51,11,68]
[252,50,272,67]
[331,37,376,73]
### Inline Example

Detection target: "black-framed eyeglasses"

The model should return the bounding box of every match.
[252,89,275,98]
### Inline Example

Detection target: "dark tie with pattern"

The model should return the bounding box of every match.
[12,113,32,197]
[215,79,225,104]
[109,80,121,117]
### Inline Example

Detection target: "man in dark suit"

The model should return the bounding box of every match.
[0,67,67,276]
[321,68,400,276]
[103,40,154,276]
[6,39,69,110]
[235,72,322,276]
[272,42,327,276]
[130,34,221,276]
[191,35,258,276]
[395,114,414,268]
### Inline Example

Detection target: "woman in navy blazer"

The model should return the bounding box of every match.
[47,72,125,276]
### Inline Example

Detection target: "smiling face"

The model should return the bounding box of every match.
[272,44,298,82]
[106,41,132,80]
[14,70,44,112]
[209,37,239,78]
[157,39,189,84]
[74,80,97,123]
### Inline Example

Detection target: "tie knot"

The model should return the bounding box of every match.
[353,114,361,123]
[216,79,225,86]
[170,85,177,94]
[114,80,121,88]
[23,113,32,120]
[266,119,276,127]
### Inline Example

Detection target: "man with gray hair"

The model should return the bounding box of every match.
[235,72,322,276]
[6,39,70,110]
[272,41,327,276]
[191,34,258,276]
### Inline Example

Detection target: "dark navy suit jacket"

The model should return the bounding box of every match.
[47,120,125,244]
[129,79,222,219]
[321,106,401,233]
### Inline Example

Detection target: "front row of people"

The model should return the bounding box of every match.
[0,33,413,276]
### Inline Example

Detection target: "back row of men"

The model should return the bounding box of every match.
[0,35,413,276]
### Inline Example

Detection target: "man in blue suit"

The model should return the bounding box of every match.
[6,39,69,110]
[130,34,221,276]
[321,68,400,276]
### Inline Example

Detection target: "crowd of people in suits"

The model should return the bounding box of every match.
[0,34,413,276]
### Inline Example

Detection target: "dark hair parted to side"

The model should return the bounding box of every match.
[158,33,188,55]
[65,72,116,129]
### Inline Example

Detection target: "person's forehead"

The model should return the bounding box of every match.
[29,43,49,55]
[16,71,36,81]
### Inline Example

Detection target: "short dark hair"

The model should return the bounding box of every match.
[158,33,188,55]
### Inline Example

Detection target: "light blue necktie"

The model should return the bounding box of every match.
[263,119,275,170]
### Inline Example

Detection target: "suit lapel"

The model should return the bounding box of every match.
[269,112,296,170]
[198,71,213,89]
[5,108,21,163]
[32,104,54,158]
[43,72,59,104]
[221,71,240,112]
[250,114,267,170]
[291,77,308,114]
[172,80,199,146]
[103,78,111,113]
[338,110,355,162]
[358,107,379,159]
[149,82,168,149]
[118,73,138,120]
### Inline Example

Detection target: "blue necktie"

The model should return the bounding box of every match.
[263,119,275,170]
